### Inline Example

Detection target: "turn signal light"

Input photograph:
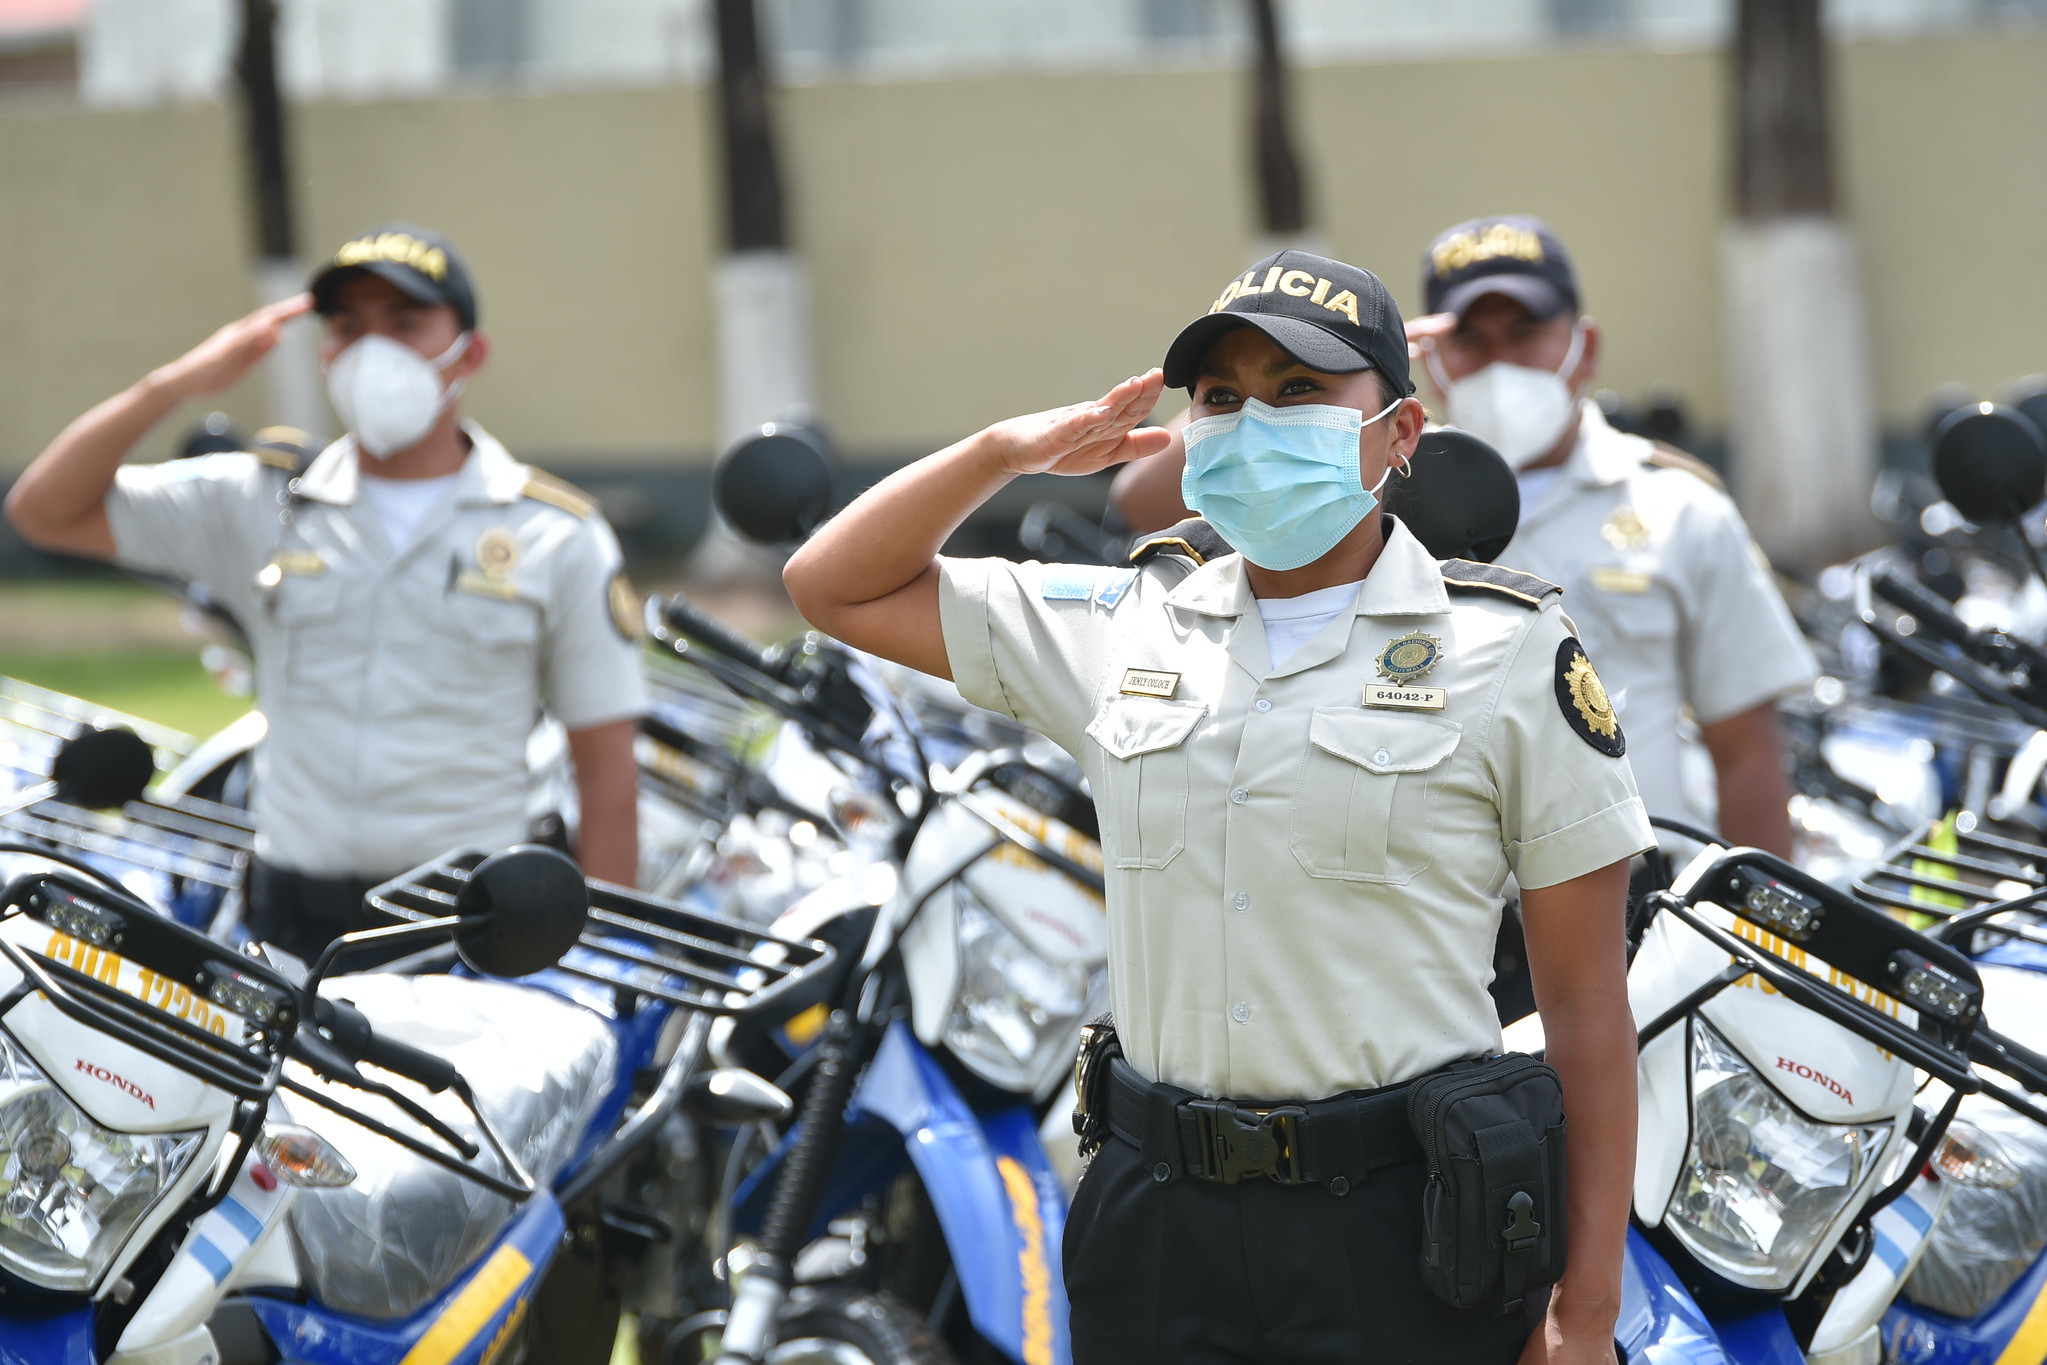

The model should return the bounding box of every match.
[254,1124,356,1189]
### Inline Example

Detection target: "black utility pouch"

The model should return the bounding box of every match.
[1407,1052,1568,1315]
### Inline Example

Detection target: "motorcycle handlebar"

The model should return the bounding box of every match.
[311,996,459,1093]
[1870,571,1978,650]
[661,595,781,680]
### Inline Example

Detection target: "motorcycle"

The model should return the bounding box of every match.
[648,589,1105,1365]
[0,729,836,1365]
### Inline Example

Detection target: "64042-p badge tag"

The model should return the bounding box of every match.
[1555,637,1625,756]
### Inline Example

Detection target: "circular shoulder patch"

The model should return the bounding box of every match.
[1554,637,1625,756]
[608,571,645,643]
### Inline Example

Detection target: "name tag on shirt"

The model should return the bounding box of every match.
[1120,668,1180,698]
[456,571,521,601]
[1363,684,1446,711]
[1589,566,1652,594]
[257,551,326,587]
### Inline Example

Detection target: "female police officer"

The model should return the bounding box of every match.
[784,251,1648,1365]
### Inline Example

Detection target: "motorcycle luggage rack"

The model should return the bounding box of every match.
[366,850,834,1019]
[2,794,252,892]
[1854,815,2047,947]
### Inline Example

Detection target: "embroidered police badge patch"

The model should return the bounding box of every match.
[1555,638,1624,756]
[608,571,644,642]
[1377,630,1443,684]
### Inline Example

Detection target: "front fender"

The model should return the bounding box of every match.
[1619,1227,1731,1365]
[0,1308,93,1365]
[848,1022,1070,1365]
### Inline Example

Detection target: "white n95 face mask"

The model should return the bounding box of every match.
[325,332,470,458]
[1428,322,1584,469]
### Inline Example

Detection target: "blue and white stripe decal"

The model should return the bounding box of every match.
[185,1194,268,1286]
[1870,1182,1939,1281]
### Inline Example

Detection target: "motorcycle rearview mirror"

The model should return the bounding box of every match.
[1388,428,1522,564]
[451,845,590,978]
[1931,402,2047,526]
[680,1067,794,1127]
[712,422,837,545]
[50,726,157,810]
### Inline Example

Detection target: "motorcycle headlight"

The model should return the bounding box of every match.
[943,892,1104,1098]
[0,1030,203,1292]
[1663,1021,1890,1292]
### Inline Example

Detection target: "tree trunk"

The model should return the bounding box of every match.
[1721,0,1875,570]
[236,0,324,440]
[1244,0,1305,242]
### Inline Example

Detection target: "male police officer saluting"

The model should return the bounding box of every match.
[784,251,1649,1364]
[1411,216,1816,854]
[6,225,647,959]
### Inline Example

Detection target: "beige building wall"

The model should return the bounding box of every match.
[0,29,2040,477]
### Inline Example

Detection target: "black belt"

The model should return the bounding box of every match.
[1103,1056,1421,1189]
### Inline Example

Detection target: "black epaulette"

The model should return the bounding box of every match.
[1644,441,1726,492]
[1441,559,1561,608]
[250,425,312,476]
[1128,517,1232,567]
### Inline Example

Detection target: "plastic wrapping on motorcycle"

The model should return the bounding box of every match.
[285,972,617,1320]
[366,847,835,1017]
[1905,1094,2047,1319]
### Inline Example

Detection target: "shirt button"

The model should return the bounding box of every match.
[1255,699,1273,713]
[1230,787,1249,804]
[1231,1003,1250,1023]
[1233,891,1250,910]
[1373,748,1391,765]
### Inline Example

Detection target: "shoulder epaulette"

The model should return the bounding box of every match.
[1644,442,1726,492]
[250,426,311,475]
[521,467,596,519]
[1128,517,1232,567]
[1441,559,1561,608]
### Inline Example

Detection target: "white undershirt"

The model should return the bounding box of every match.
[1256,579,1364,670]
[358,471,460,551]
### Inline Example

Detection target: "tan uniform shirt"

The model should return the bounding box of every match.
[1502,405,1817,831]
[105,423,647,878]
[939,518,1652,1101]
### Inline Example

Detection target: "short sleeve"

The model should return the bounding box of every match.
[542,516,649,730]
[1678,495,1818,724]
[936,556,1133,754]
[1488,606,1655,890]
[103,454,267,589]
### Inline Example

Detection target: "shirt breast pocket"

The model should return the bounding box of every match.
[443,591,543,688]
[266,574,347,693]
[1576,571,1677,647]
[1289,708,1462,885]
[1085,695,1206,871]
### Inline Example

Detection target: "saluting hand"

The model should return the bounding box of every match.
[153,294,315,400]
[984,369,1172,478]
[1405,311,1456,365]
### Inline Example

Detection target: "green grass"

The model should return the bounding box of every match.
[1,648,252,739]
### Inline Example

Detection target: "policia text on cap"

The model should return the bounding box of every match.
[5,226,647,959]
[784,251,1649,1365]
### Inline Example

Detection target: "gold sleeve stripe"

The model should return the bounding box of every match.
[1441,574,1546,606]
[1128,536,1207,566]
[253,448,300,471]
[1645,443,1726,491]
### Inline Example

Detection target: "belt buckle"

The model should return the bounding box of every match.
[1189,1100,1309,1185]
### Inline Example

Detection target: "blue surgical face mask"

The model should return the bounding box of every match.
[1180,396,1403,571]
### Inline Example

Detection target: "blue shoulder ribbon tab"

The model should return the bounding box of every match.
[1095,569,1138,608]
[1040,568,1099,601]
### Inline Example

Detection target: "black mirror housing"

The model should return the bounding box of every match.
[452,845,590,978]
[51,726,157,810]
[713,423,837,545]
[1390,428,1522,564]
[1932,403,2047,526]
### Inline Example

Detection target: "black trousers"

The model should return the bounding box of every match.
[243,859,382,964]
[1063,1135,1545,1365]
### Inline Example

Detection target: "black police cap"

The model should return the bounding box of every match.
[1162,250,1413,398]
[1421,215,1579,321]
[309,224,478,330]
